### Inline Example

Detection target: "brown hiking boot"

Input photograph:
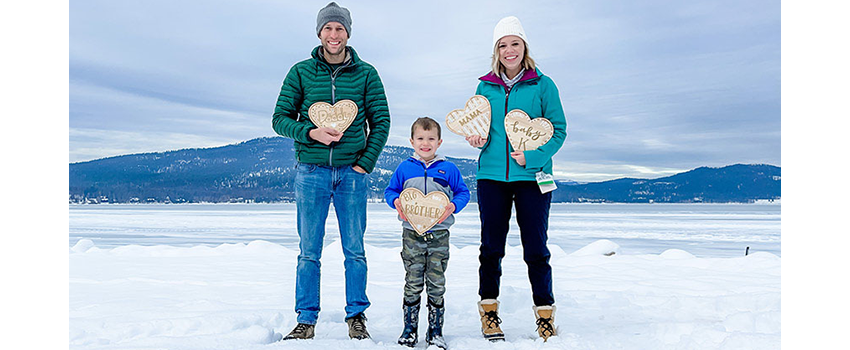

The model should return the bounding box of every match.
[283,323,315,340]
[346,313,371,340]
[533,305,557,341]
[478,299,505,341]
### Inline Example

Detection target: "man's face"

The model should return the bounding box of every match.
[319,22,348,57]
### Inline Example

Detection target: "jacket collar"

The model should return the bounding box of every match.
[312,45,358,67]
[479,68,540,88]
[409,154,445,168]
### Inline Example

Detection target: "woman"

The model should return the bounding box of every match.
[466,16,567,342]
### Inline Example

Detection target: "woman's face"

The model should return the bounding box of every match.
[498,35,525,74]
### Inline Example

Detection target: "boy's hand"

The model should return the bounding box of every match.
[437,203,456,224]
[309,127,343,145]
[393,198,408,221]
[465,135,487,148]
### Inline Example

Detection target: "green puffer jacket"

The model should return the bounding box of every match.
[475,68,568,182]
[272,46,391,173]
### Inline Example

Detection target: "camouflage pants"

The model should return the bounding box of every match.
[401,228,450,306]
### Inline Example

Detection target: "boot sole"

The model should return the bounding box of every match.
[398,339,417,347]
[483,334,505,342]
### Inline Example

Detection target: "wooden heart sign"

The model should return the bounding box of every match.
[445,95,491,139]
[504,109,554,152]
[399,188,450,235]
[308,100,358,133]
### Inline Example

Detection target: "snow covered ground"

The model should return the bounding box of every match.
[69,203,780,349]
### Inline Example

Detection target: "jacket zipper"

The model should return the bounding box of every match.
[423,163,428,194]
[504,89,511,181]
[328,58,352,167]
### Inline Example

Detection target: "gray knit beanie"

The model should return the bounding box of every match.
[316,2,352,38]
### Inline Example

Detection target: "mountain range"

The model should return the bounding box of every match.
[69,137,780,204]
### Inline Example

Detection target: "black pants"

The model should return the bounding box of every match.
[477,179,554,306]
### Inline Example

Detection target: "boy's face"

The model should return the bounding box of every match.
[410,126,442,161]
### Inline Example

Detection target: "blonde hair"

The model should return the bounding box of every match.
[490,37,536,76]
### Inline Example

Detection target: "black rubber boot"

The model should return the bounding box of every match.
[397,299,420,347]
[426,300,447,349]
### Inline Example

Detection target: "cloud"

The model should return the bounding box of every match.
[70,0,780,181]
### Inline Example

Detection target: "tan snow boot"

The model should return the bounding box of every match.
[533,305,557,341]
[477,299,505,341]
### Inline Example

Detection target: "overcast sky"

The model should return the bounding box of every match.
[69,0,780,182]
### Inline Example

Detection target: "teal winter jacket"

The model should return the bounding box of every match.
[475,68,567,182]
[272,46,391,173]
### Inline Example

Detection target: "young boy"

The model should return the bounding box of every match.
[384,117,471,349]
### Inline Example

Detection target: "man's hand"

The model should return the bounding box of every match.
[309,127,342,145]
[352,165,366,174]
[510,151,526,166]
[465,135,487,148]
[393,198,407,221]
[437,203,456,224]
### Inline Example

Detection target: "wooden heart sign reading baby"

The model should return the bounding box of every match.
[504,109,554,151]
[445,95,491,139]
[399,188,451,236]
[308,100,358,133]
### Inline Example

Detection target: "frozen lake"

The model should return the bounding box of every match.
[69,202,780,258]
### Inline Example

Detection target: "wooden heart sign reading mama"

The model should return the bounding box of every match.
[445,95,491,139]
[504,109,554,152]
[308,100,358,134]
[399,188,450,236]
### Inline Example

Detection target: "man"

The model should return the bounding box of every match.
[271,2,390,340]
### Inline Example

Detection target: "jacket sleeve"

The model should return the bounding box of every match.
[524,77,567,172]
[448,163,471,213]
[384,164,405,209]
[272,65,314,144]
[355,67,391,173]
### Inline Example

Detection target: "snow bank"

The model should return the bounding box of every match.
[569,239,620,256]
[70,239,780,350]
[70,239,95,253]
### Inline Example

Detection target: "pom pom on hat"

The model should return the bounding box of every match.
[492,16,527,48]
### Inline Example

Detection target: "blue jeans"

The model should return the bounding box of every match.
[294,162,370,324]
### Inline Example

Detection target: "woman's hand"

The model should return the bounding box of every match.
[465,135,487,148]
[510,151,526,166]
[393,198,407,221]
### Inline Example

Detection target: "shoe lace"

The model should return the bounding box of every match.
[536,316,555,336]
[350,317,367,333]
[483,310,502,328]
[292,323,310,335]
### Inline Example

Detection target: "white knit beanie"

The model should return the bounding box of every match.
[492,16,527,48]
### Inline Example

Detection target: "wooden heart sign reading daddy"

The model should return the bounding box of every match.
[445,95,491,139]
[399,188,451,236]
[308,100,358,134]
[504,109,554,152]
